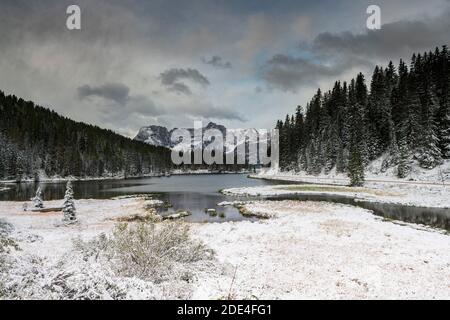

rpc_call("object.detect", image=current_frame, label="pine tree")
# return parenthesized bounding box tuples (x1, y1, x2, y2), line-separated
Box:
(62, 181, 77, 223)
(32, 187, 44, 209)
(397, 138, 410, 178)
(437, 46, 450, 158)
(0, 90, 172, 180)
(274, 48, 449, 177)
(417, 78, 442, 168)
(348, 147, 365, 186)
(441, 106, 450, 158)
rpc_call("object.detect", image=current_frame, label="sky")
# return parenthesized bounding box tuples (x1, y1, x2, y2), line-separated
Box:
(0, 0, 449, 137)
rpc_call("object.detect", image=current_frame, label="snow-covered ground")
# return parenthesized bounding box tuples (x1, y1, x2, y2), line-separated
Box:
(0, 172, 167, 184)
(256, 158, 450, 185)
(0, 198, 150, 258)
(1, 197, 449, 299)
(0, 197, 220, 299)
(223, 183, 450, 208)
(192, 200, 450, 299)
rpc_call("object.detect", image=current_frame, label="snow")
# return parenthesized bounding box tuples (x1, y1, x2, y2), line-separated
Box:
(191, 200, 450, 299)
(256, 158, 450, 185)
(1, 196, 449, 299)
(0, 174, 156, 184)
(134, 122, 264, 163)
(0, 197, 219, 299)
(224, 182, 450, 208)
(250, 159, 450, 208)
(0, 198, 147, 258)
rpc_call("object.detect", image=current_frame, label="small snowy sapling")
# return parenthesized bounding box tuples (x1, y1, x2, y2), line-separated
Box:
(62, 181, 77, 224)
(32, 187, 44, 209)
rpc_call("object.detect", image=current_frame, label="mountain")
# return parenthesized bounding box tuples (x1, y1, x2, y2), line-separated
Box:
(134, 125, 172, 148)
(0, 91, 172, 181)
(134, 122, 267, 167)
(134, 122, 229, 150)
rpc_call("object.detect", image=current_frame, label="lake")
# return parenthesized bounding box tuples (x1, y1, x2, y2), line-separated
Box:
(0, 174, 276, 222)
(1, 174, 449, 229)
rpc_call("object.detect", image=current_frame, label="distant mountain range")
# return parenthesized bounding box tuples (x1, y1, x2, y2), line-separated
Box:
(134, 122, 264, 162)
(134, 122, 227, 149)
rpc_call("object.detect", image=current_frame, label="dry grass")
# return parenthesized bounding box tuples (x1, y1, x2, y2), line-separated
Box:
(0, 219, 20, 298)
(74, 221, 214, 284)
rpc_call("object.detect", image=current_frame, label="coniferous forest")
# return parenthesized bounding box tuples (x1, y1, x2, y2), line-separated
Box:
(0, 91, 172, 181)
(276, 46, 450, 185)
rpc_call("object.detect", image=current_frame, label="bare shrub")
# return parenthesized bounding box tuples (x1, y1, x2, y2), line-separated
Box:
(106, 222, 214, 283)
(0, 220, 20, 298)
(1, 221, 215, 299)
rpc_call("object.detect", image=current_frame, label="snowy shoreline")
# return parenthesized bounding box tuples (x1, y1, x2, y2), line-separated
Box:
(192, 200, 450, 299)
(1, 196, 449, 299)
(243, 172, 450, 209)
(0, 171, 252, 184)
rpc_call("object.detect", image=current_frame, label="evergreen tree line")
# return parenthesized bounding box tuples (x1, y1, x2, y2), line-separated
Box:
(0, 91, 172, 181)
(276, 46, 450, 183)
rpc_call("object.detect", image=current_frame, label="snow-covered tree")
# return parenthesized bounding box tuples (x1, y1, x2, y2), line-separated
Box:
(32, 187, 44, 209)
(62, 181, 77, 224)
(397, 138, 410, 178)
(418, 90, 442, 168)
(348, 147, 365, 186)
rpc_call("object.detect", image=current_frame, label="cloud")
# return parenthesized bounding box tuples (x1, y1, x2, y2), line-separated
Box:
(77, 83, 163, 128)
(159, 68, 210, 95)
(1, 0, 448, 135)
(202, 55, 232, 69)
(75, 82, 244, 133)
(182, 102, 246, 122)
(77, 83, 130, 105)
(261, 8, 450, 93)
(312, 11, 450, 61)
(261, 54, 356, 92)
(167, 82, 192, 95)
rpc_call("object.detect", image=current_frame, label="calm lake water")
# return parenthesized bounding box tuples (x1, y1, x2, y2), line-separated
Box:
(1, 174, 449, 228)
(0, 174, 276, 222)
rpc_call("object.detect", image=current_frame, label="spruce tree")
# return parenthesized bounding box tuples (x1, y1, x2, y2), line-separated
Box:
(348, 147, 365, 186)
(274, 47, 448, 176)
(438, 46, 450, 158)
(62, 181, 77, 224)
(418, 80, 442, 168)
(441, 106, 450, 158)
(397, 138, 410, 178)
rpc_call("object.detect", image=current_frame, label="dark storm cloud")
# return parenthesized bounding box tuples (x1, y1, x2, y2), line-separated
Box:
(168, 83, 192, 95)
(159, 68, 210, 95)
(261, 8, 450, 92)
(77, 83, 163, 122)
(261, 54, 362, 92)
(76, 82, 243, 123)
(0, 0, 448, 133)
(160, 68, 210, 86)
(202, 55, 232, 69)
(312, 10, 450, 60)
(77, 83, 130, 105)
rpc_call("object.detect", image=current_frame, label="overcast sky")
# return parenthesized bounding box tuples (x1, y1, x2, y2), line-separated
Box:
(0, 0, 449, 137)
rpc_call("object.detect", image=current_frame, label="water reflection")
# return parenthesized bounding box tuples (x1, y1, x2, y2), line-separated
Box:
(0, 174, 272, 223)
